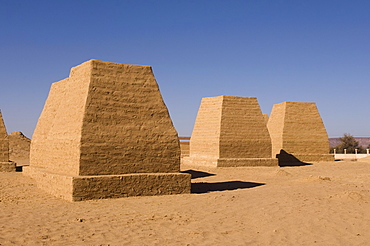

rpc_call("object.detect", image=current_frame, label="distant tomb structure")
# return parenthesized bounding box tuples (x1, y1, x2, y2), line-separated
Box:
(9, 131, 31, 166)
(267, 101, 334, 164)
(179, 137, 190, 158)
(24, 59, 191, 201)
(0, 110, 16, 172)
(183, 96, 278, 167)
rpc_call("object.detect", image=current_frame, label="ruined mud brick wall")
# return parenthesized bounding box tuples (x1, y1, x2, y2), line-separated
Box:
(185, 96, 277, 167)
(0, 110, 16, 172)
(267, 101, 333, 163)
(26, 59, 190, 200)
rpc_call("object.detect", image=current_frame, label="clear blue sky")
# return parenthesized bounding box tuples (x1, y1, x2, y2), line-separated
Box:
(1, 0, 369, 139)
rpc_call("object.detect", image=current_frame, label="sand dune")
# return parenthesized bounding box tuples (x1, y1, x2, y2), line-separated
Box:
(1, 160, 369, 245)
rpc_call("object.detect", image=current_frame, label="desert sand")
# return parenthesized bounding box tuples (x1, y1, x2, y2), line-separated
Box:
(1, 160, 369, 245)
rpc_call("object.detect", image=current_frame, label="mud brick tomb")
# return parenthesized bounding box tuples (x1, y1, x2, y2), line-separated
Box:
(23, 59, 191, 201)
(267, 101, 334, 164)
(0, 110, 16, 172)
(9, 131, 31, 165)
(183, 96, 278, 167)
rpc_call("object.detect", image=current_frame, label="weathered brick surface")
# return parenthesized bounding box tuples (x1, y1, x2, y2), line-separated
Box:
(23, 166, 190, 201)
(0, 110, 9, 162)
(8, 131, 31, 165)
(0, 162, 16, 172)
(72, 173, 190, 201)
(180, 142, 190, 157)
(23, 166, 74, 200)
(29, 78, 78, 174)
(267, 101, 334, 163)
(25, 59, 190, 200)
(0, 110, 16, 172)
(184, 96, 277, 167)
(190, 96, 222, 159)
(79, 61, 180, 175)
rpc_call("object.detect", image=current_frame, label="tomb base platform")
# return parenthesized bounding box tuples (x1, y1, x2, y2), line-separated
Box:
(23, 166, 191, 201)
(182, 157, 278, 168)
(0, 161, 16, 172)
(277, 153, 335, 164)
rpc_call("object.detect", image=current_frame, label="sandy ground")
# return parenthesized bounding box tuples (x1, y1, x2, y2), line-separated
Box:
(1, 160, 369, 245)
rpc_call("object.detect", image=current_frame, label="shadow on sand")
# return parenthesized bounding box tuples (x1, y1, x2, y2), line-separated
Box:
(277, 150, 312, 167)
(192, 181, 265, 194)
(181, 169, 216, 179)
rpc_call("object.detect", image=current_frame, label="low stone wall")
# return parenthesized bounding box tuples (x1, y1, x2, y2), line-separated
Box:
(334, 154, 370, 160)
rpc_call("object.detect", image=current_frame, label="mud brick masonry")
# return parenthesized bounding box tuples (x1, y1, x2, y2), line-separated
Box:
(182, 96, 278, 167)
(267, 101, 334, 164)
(8, 131, 31, 165)
(179, 137, 190, 158)
(23, 59, 190, 201)
(0, 110, 16, 172)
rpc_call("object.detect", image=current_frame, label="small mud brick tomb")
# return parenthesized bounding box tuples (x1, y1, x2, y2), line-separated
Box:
(183, 96, 278, 167)
(0, 110, 16, 172)
(267, 101, 334, 164)
(9, 131, 31, 166)
(24, 59, 191, 201)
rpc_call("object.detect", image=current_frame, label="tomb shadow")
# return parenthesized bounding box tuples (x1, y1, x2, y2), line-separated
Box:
(15, 166, 23, 172)
(191, 181, 265, 194)
(181, 169, 216, 179)
(277, 150, 312, 167)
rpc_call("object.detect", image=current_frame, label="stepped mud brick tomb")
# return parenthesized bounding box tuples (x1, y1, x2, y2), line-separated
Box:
(267, 101, 334, 164)
(0, 110, 16, 172)
(23, 59, 191, 201)
(183, 96, 278, 167)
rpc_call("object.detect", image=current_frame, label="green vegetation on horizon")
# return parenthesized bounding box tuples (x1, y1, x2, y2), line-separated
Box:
(331, 133, 369, 154)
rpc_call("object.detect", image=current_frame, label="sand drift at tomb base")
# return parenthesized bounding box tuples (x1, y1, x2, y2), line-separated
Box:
(267, 101, 334, 165)
(24, 59, 190, 201)
(183, 96, 278, 167)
